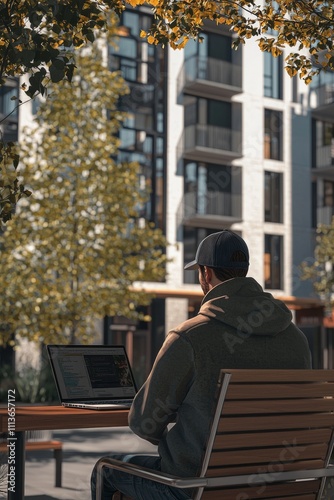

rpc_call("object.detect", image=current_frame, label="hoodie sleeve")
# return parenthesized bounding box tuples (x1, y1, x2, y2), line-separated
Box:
(128, 332, 195, 445)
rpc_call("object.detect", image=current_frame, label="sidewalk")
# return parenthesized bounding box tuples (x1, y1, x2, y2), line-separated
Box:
(24, 427, 157, 500)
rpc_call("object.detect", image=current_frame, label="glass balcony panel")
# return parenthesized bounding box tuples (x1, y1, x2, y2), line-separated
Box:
(316, 144, 334, 169)
(317, 206, 334, 225)
(179, 191, 242, 229)
(311, 81, 334, 121)
(178, 56, 242, 98)
(184, 124, 242, 156)
(185, 56, 242, 89)
(317, 84, 334, 107)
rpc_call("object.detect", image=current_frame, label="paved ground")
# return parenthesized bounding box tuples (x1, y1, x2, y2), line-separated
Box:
(23, 427, 157, 500)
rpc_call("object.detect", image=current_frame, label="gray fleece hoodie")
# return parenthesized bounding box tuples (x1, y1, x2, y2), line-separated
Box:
(128, 277, 312, 477)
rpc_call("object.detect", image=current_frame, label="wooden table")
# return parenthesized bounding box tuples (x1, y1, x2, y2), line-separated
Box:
(0, 405, 129, 500)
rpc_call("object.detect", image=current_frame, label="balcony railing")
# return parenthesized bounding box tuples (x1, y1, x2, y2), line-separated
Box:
(178, 56, 242, 95)
(185, 191, 241, 217)
(182, 124, 242, 157)
(317, 206, 334, 225)
(178, 191, 242, 229)
(312, 83, 334, 120)
(316, 84, 334, 107)
(186, 56, 242, 88)
(315, 145, 334, 170)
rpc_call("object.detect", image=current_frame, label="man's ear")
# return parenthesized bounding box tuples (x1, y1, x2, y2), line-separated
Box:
(204, 266, 214, 283)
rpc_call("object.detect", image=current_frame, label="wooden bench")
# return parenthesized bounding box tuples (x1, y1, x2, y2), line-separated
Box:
(0, 439, 62, 487)
(95, 369, 334, 500)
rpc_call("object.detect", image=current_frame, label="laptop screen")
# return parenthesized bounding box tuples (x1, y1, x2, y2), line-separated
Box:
(47, 345, 137, 402)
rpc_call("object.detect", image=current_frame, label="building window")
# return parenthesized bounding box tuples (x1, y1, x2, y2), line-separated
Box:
(184, 30, 241, 88)
(183, 95, 242, 154)
(314, 180, 334, 227)
(183, 227, 217, 284)
(0, 83, 18, 118)
(109, 10, 166, 230)
(184, 161, 242, 219)
(264, 109, 283, 161)
(264, 52, 283, 99)
(312, 180, 317, 228)
(264, 171, 283, 222)
(324, 180, 334, 207)
(313, 119, 334, 170)
(0, 80, 19, 142)
(185, 31, 232, 62)
(316, 120, 334, 148)
(292, 76, 298, 103)
(111, 11, 153, 83)
(184, 97, 232, 129)
(264, 234, 283, 289)
(309, 69, 334, 91)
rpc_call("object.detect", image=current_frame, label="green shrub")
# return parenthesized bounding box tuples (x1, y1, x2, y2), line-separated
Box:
(0, 363, 58, 404)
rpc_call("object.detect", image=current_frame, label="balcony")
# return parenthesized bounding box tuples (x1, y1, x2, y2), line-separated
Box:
(312, 144, 334, 178)
(312, 84, 334, 121)
(179, 124, 242, 163)
(178, 56, 242, 99)
(178, 191, 242, 229)
(317, 206, 334, 225)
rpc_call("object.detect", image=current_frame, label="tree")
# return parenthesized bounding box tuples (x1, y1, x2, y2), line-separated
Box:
(1, 1, 333, 223)
(140, 0, 334, 82)
(0, 44, 167, 346)
(0, 1, 121, 224)
(0, 1, 332, 95)
(300, 219, 334, 315)
(0, 140, 31, 223)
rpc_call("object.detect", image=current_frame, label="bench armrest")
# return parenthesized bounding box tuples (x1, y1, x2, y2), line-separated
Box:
(95, 456, 207, 500)
(95, 458, 334, 500)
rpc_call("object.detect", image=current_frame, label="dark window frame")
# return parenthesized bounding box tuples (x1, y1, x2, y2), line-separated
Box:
(264, 109, 283, 161)
(264, 51, 283, 99)
(109, 9, 167, 232)
(264, 171, 283, 223)
(264, 234, 283, 290)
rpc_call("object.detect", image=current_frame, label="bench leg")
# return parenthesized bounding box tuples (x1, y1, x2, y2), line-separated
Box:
(53, 448, 62, 487)
(8, 431, 26, 500)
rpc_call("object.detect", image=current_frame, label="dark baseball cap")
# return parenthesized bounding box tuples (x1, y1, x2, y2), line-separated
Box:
(184, 230, 249, 270)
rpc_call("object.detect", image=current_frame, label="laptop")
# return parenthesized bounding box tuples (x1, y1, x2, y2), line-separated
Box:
(47, 344, 137, 410)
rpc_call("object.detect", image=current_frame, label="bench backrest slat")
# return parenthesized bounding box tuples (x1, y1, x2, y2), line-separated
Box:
(213, 428, 332, 449)
(221, 369, 334, 382)
(226, 382, 334, 399)
(222, 398, 334, 413)
(208, 443, 328, 467)
(205, 458, 325, 478)
(218, 412, 334, 432)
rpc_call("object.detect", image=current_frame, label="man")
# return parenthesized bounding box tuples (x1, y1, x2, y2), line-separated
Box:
(91, 230, 312, 500)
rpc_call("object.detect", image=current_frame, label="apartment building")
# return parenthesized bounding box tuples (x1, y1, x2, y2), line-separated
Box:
(309, 70, 334, 370)
(1, 7, 332, 382)
(106, 7, 331, 381)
